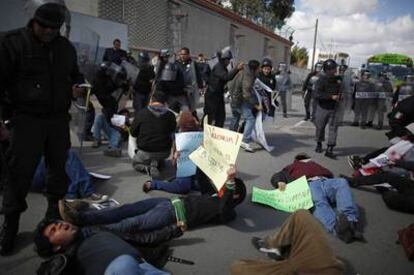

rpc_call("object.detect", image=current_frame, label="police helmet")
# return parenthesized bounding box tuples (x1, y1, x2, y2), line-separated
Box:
(261, 58, 273, 68)
(159, 49, 172, 58)
(361, 70, 371, 78)
(315, 62, 323, 72)
(217, 46, 233, 60)
(323, 59, 337, 72)
(278, 62, 287, 71)
(138, 51, 150, 63)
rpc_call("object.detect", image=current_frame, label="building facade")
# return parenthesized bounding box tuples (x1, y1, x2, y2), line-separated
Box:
(66, 0, 292, 63)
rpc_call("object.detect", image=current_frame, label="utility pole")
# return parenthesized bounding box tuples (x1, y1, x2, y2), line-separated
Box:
(310, 18, 318, 72)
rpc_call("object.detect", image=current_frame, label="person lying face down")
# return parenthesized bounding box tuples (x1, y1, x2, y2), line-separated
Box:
(270, 153, 364, 244)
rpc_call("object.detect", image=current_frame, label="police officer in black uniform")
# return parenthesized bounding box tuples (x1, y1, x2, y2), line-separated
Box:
(0, 3, 85, 254)
(133, 51, 155, 113)
(154, 49, 186, 113)
(302, 63, 323, 121)
(204, 47, 243, 127)
(314, 59, 342, 158)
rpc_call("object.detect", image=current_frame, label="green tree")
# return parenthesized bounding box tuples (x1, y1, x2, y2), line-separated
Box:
(228, 0, 295, 30)
(290, 45, 308, 67)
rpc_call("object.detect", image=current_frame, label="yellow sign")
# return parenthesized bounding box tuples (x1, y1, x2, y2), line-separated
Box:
(189, 118, 243, 190)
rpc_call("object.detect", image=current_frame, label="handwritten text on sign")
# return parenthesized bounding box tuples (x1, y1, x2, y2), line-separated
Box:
(252, 176, 314, 213)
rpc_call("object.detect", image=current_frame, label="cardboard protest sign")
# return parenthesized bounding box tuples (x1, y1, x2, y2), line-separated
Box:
(252, 176, 313, 213)
(189, 146, 228, 189)
(175, 132, 203, 177)
(189, 118, 242, 190)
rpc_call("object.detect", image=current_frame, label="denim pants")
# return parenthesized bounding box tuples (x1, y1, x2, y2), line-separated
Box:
(93, 114, 121, 148)
(31, 149, 95, 199)
(104, 255, 170, 275)
(230, 106, 242, 132)
(309, 178, 359, 233)
(79, 197, 176, 233)
(151, 176, 199, 194)
(241, 103, 255, 143)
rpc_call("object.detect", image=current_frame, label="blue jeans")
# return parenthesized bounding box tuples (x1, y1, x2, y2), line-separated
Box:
(79, 198, 176, 233)
(230, 106, 242, 132)
(32, 149, 95, 199)
(241, 103, 255, 143)
(151, 176, 199, 194)
(309, 178, 359, 233)
(104, 255, 170, 275)
(93, 114, 121, 148)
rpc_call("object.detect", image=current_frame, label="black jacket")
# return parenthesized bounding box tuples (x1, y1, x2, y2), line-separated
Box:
(258, 72, 277, 91)
(133, 63, 155, 95)
(302, 71, 317, 92)
(0, 24, 84, 118)
(102, 48, 127, 65)
(207, 62, 240, 96)
(176, 59, 203, 89)
(314, 74, 342, 110)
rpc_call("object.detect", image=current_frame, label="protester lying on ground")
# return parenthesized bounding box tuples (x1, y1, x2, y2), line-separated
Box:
(270, 153, 364, 243)
(130, 91, 177, 178)
(31, 149, 108, 204)
(58, 167, 245, 235)
(341, 158, 414, 214)
(231, 210, 344, 275)
(143, 111, 201, 194)
(92, 108, 130, 157)
(347, 139, 414, 174)
(34, 219, 174, 275)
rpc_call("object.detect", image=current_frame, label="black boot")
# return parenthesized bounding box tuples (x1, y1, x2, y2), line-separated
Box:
(45, 198, 62, 220)
(325, 146, 336, 159)
(315, 142, 323, 153)
(366, 121, 373, 128)
(0, 213, 20, 255)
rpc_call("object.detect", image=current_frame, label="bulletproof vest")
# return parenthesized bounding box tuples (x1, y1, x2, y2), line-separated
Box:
(160, 63, 178, 82)
(398, 84, 414, 102)
(100, 62, 127, 88)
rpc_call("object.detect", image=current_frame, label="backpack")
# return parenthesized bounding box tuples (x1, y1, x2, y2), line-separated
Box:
(397, 223, 414, 260)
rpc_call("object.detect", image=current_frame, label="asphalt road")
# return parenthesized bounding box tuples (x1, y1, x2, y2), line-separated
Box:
(1, 94, 413, 275)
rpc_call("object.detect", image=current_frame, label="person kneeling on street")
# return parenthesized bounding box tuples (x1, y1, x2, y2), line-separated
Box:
(231, 210, 345, 275)
(130, 91, 177, 178)
(270, 153, 364, 243)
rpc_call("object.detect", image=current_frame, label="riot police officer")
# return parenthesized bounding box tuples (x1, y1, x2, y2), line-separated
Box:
(371, 72, 393, 129)
(0, 3, 85, 254)
(314, 59, 342, 158)
(275, 62, 291, 118)
(204, 47, 243, 127)
(352, 70, 376, 129)
(154, 49, 186, 113)
(133, 51, 155, 113)
(302, 62, 322, 120)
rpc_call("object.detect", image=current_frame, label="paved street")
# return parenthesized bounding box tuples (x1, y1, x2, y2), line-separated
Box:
(1, 94, 413, 275)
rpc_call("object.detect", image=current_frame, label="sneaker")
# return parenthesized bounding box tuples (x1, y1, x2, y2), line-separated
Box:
(366, 121, 373, 128)
(150, 166, 161, 179)
(103, 148, 122, 157)
(351, 122, 359, 127)
(324, 146, 336, 159)
(251, 237, 268, 251)
(82, 193, 109, 204)
(92, 139, 101, 148)
(335, 213, 354, 244)
(283, 113, 288, 118)
(58, 200, 86, 224)
(350, 221, 366, 243)
(84, 134, 95, 142)
(360, 123, 367, 129)
(241, 142, 254, 153)
(347, 155, 362, 170)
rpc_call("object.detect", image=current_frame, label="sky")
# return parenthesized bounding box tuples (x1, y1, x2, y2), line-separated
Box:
(286, 0, 414, 67)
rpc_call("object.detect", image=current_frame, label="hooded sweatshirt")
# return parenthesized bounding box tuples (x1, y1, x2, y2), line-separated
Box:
(130, 105, 177, 152)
